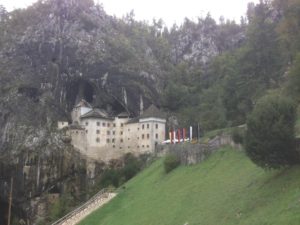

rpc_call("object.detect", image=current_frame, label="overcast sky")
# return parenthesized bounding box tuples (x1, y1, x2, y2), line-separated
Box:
(1, 0, 259, 26)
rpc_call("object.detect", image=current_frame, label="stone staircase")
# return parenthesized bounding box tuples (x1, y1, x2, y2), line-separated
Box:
(51, 188, 117, 225)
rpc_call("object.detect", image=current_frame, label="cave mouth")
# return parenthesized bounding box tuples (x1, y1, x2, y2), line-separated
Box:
(66, 79, 95, 110)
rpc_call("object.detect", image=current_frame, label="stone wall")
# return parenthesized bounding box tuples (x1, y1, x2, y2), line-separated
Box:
(156, 135, 242, 165)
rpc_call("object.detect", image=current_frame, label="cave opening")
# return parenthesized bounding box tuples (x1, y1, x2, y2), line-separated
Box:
(66, 79, 95, 110)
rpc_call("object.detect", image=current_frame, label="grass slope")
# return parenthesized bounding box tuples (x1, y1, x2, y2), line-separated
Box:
(79, 147, 300, 225)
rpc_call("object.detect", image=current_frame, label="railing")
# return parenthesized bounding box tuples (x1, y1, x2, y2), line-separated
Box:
(51, 187, 115, 225)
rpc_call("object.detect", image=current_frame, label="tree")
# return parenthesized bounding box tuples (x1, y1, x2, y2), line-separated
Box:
(245, 94, 299, 169)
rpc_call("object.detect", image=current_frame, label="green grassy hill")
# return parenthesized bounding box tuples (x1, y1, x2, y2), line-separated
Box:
(79, 147, 300, 225)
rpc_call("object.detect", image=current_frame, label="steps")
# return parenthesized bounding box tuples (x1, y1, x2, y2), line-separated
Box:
(51, 189, 117, 225)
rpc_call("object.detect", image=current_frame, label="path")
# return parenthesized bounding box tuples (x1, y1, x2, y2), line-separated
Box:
(51, 188, 117, 225)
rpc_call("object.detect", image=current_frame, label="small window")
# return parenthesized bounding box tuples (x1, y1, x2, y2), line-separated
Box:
(108, 123, 110, 127)
(85, 122, 88, 126)
(120, 139, 123, 143)
(120, 131, 123, 135)
(96, 130, 100, 134)
(120, 147, 122, 149)
(96, 138, 100, 143)
(147, 124, 149, 129)
(137, 146, 140, 148)
(112, 131, 116, 135)
(76, 131, 78, 134)
(128, 129, 130, 132)
(155, 133, 158, 139)
(138, 127, 139, 130)
(142, 124, 144, 129)
(86, 130, 88, 133)
(106, 139, 110, 143)
(156, 124, 158, 129)
(113, 145, 115, 148)
(128, 146, 130, 149)
(97, 122, 100, 126)
(147, 134, 150, 139)
(142, 145, 145, 148)
(121, 123, 124, 127)
(142, 134, 145, 139)
(112, 138, 115, 143)
(128, 138, 130, 140)
(107, 131, 110, 135)
(147, 145, 149, 148)
(62, 122, 64, 125)
(102, 122, 106, 127)
(113, 123, 116, 127)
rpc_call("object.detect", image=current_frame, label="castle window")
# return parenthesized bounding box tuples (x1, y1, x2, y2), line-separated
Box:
(97, 122, 100, 126)
(96, 138, 100, 143)
(142, 134, 145, 139)
(113, 123, 116, 127)
(147, 145, 149, 148)
(106, 139, 110, 143)
(107, 131, 110, 135)
(120, 139, 123, 143)
(102, 122, 106, 127)
(113, 145, 115, 148)
(142, 145, 144, 148)
(128, 129, 130, 132)
(147, 124, 149, 129)
(85, 122, 88, 126)
(120, 131, 123, 135)
(147, 134, 150, 139)
(112, 131, 115, 135)
(108, 123, 110, 127)
(138, 128, 139, 130)
(155, 133, 158, 139)
(156, 124, 158, 129)
(142, 124, 144, 129)
(128, 138, 130, 140)
(112, 138, 115, 143)
(96, 130, 100, 134)
(86, 130, 88, 133)
(121, 123, 124, 127)
(76, 131, 78, 134)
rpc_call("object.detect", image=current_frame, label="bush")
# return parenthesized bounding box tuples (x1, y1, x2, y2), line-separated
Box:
(245, 94, 299, 169)
(164, 154, 180, 173)
(231, 128, 244, 144)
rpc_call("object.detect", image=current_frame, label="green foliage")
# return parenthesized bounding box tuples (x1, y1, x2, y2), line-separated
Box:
(245, 94, 299, 169)
(79, 148, 300, 225)
(231, 127, 244, 144)
(100, 153, 145, 188)
(286, 53, 300, 101)
(163, 154, 180, 173)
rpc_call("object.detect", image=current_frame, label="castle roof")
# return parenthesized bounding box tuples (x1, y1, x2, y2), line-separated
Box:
(140, 104, 165, 119)
(80, 108, 113, 120)
(75, 99, 92, 108)
(117, 111, 130, 118)
(126, 105, 165, 124)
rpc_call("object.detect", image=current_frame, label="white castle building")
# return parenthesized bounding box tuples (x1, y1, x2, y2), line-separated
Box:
(60, 100, 166, 162)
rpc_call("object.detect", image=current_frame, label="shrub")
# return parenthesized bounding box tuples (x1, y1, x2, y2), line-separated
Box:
(245, 94, 299, 169)
(164, 154, 180, 173)
(231, 128, 244, 144)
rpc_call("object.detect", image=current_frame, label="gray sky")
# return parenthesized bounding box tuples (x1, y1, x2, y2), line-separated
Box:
(1, 0, 259, 26)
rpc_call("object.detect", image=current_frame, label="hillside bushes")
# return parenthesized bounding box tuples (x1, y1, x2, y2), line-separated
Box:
(245, 94, 299, 169)
(164, 154, 180, 173)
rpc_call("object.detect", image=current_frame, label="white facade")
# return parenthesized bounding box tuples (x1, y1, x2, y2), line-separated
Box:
(67, 103, 166, 162)
(57, 121, 69, 130)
